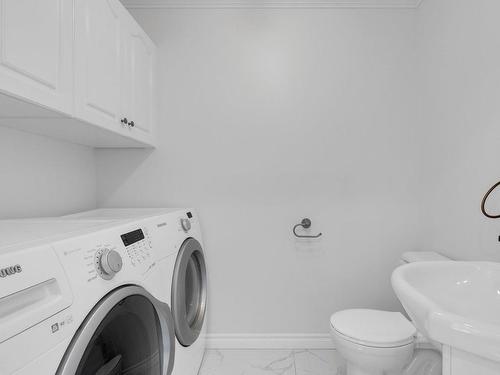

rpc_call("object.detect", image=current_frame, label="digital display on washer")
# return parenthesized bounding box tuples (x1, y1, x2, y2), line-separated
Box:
(121, 229, 144, 247)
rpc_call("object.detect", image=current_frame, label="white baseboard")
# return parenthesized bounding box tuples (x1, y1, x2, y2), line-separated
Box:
(205, 334, 335, 350)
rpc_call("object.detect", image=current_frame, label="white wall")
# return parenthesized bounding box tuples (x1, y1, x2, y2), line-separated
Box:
(417, 0, 500, 262)
(97, 9, 421, 335)
(0, 127, 96, 219)
(1, 0, 495, 340)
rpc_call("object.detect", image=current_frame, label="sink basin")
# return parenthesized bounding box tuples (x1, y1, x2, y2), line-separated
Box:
(392, 261, 500, 363)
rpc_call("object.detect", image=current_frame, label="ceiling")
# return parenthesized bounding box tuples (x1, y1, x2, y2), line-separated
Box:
(120, 0, 424, 9)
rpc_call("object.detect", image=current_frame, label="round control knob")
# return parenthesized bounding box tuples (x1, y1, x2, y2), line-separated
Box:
(97, 249, 123, 279)
(181, 218, 191, 232)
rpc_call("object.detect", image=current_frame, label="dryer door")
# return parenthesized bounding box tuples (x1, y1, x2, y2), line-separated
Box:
(172, 237, 207, 347)
(57, 286, 175, 375)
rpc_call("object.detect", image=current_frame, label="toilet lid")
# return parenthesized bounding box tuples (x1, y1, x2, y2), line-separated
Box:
(330, 309, 416, 347)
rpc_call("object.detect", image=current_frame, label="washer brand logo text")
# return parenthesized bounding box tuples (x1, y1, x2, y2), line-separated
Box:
(0, 265, 22, 278)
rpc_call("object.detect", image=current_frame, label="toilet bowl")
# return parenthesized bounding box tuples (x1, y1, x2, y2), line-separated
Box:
(330, 309, 416, 375)
(329, 251, 450, 375)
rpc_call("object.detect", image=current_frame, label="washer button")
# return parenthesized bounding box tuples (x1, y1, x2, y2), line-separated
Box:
(97, 249, 123, 279)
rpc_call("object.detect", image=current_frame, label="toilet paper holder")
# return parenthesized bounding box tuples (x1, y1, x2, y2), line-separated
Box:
(293, 218, 322, 238)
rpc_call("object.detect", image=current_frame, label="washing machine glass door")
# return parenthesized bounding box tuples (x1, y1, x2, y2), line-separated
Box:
(57, 286, 175, 375)
(172, 237, 207, 347)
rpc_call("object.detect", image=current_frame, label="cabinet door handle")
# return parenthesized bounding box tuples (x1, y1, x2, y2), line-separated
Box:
(120, 118, 128, 125)
(128, 120, 135, 128)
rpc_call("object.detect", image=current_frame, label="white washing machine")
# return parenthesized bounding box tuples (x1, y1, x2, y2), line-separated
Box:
(61, 208, 209, 375)
(0, 219, 176, 375)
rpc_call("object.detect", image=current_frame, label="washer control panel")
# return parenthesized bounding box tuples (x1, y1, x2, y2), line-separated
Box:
(121, 227, 153, 266)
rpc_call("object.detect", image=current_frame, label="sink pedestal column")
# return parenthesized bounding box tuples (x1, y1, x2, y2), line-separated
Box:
(442, 346, 500, 375)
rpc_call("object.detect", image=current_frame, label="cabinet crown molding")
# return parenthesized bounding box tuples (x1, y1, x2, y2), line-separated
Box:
(121, 0, 424, 9)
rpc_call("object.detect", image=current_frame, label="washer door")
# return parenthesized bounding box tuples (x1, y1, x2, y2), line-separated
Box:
(57, 285, 175, 375)
(172, 237, 207, 347)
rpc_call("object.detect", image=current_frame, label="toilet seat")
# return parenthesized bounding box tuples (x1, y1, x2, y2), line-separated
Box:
(330, 309, 416, 348)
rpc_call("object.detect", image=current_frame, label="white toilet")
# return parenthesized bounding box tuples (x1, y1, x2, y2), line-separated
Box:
(330, 251, 449, 375)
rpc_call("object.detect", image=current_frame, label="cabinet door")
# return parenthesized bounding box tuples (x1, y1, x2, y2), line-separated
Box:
(0, 0, 73, 116)
(74, 0, 123, 130)
(126, 21, 155, 138)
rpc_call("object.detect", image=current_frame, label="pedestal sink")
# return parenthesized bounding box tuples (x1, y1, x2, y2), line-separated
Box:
(392, 261, 500, 375)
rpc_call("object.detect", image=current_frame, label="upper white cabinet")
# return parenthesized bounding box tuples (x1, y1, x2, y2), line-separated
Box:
(0, 0, 157, 148)
(0, 0, 73, 115)
(74, 0, 156, 146)
(116, 10, 156, 145)
(124, 17, 156, 139)
(74, 0, 123, 131)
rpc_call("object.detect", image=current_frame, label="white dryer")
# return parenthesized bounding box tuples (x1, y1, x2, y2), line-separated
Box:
(62, 208, 208, 375)
(0, 219, 176, 375)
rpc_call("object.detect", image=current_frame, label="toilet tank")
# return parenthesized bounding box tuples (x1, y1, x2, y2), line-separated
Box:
(399, 251, 450, 265)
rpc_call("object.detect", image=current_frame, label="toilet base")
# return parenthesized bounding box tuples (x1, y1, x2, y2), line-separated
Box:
(344, 348, 442, 375)
(331, 329, 414, 375)
(346, 362, 384, 375)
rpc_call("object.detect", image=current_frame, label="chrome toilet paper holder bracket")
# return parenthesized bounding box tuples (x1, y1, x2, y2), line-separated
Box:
(293, 218, 322, 238)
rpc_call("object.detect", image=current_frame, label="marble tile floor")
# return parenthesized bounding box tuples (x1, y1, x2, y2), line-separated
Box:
(198, 349, 347, 375)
